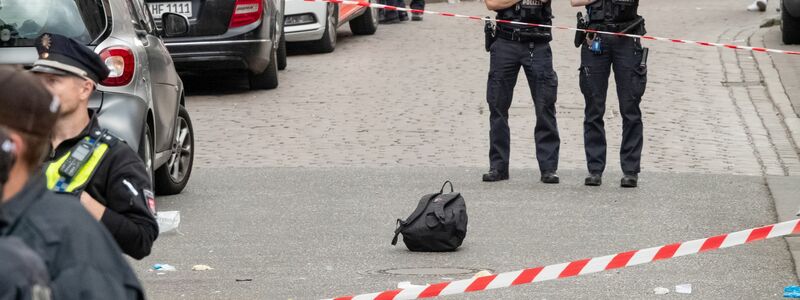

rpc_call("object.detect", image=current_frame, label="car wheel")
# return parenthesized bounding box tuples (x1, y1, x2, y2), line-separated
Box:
(350, 0, 379, 35)
(783, 1, 800, 44)
(155, 106, 194, 195)
(138, 122, 155, 185)
(310, 3, 337, 53)
(249, 49, 279, 89)
(277, 29, 287, 70)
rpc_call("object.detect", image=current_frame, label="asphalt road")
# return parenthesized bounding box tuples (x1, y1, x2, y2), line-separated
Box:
(129, 0, 800, 299)
(131, 168, 794, 299)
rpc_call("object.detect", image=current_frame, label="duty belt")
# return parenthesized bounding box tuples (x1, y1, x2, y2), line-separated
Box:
(588, 16, 644, 34)
(495, 26, 551, 43)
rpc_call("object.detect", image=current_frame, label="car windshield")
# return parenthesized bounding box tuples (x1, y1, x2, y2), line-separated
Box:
(0, 0, 106, 47)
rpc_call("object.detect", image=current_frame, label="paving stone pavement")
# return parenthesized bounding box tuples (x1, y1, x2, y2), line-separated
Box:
(182, 0, 799, 177)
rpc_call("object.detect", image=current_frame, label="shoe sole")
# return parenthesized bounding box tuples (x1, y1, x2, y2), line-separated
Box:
(620, 182, 638, 188)
(482, 177, 509, 182)
(585, 181, 602, 186)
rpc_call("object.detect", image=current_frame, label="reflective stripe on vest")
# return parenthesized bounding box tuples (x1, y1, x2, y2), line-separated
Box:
(46, 137, 110, 194)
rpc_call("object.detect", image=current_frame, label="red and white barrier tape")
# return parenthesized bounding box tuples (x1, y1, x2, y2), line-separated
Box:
(301, 0, 800, 56)
(325, 219, 800, 299)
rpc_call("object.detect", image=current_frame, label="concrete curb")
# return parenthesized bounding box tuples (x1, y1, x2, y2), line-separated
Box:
(753, 26, 800, 280)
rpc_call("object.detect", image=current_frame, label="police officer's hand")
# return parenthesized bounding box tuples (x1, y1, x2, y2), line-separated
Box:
(79, 192, 106, 221)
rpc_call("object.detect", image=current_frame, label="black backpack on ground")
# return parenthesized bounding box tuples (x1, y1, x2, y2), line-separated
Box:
(391, 181, 468, 252)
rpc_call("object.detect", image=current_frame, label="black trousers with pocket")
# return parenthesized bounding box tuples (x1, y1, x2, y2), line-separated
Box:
(579, 36, 648, 175)
(486, 37, 560, 173)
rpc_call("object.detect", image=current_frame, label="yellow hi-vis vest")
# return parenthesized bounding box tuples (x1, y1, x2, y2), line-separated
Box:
(46, 134, 113, 194)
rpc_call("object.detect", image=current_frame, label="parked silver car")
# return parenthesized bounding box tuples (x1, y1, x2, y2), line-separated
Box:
(0, 0, 195, 195)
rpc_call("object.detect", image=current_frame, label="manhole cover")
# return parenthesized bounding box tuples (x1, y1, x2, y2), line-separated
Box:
(379, 267, 485, 276)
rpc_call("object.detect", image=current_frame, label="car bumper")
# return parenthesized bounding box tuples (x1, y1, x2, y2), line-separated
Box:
(166, 39, 273, 73)
(163, 22, 274, 73)
(285, 1, 327, 42)
(89, 91, 148, 152)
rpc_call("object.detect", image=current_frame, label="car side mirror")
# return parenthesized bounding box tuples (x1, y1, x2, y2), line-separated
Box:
(161, 13, 189, 37)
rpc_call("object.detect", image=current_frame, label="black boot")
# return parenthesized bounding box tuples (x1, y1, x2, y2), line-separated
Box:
(585, 173, 602, 186)
(482, 169, 509, 182)
(540, 171, 559, 184)
(620, 174, 638, 188)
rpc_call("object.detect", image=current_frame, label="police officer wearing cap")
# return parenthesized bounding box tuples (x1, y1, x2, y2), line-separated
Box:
(572, 0, 648, 187)
(30, 33, 158, 259)
(0, 65, 144, 299)
(482, 0, 560, 184)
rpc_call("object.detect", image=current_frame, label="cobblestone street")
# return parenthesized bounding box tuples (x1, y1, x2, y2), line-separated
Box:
(184, 0, 799, 177)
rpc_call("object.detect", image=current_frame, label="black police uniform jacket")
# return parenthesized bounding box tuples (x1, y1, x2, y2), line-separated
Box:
(1, 171, 144, 300)
(0, 236, 50, 300)
(49, 123, 158, 259)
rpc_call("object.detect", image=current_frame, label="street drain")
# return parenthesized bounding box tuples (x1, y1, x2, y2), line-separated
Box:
(379, 267, 485, 276)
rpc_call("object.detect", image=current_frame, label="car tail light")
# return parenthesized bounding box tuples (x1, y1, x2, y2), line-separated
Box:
(99, 47, 135, 87)
(230, 0, 263, 28)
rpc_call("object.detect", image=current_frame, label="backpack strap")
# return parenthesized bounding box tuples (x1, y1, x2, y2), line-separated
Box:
(432, 193, 462, 223)
(392, 193, 438, 245)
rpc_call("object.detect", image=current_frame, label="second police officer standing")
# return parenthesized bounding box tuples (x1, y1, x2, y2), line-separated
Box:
(30, 33, 159, 259)
(572, 0, 648, 187)
(482, 0, 561, 184)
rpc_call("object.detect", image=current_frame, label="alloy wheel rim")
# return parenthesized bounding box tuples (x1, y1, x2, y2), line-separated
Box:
(167, 117, 191, 183)
(328, 4, 336, 45)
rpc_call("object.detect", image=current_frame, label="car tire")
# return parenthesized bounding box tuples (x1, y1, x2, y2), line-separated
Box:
(249, 49, 279, 89)
(350, 1, 378, 35)
(155, 106, 194, 196)
(310, 3, 337, 53)
(783, 1, 800, 44)
(277, 29, 287, 70)
(138, 122, 155, 185)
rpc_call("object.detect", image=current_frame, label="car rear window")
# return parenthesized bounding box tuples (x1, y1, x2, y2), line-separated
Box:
(0, 0, 106, 47)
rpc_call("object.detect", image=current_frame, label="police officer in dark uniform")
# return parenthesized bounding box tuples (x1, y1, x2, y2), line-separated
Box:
(572, 0, 648, 187)
(29, 33, 158, 259)
(0, 127, 51, 300)
(482, 0, 561, 184)
(0, 66, 144, 299)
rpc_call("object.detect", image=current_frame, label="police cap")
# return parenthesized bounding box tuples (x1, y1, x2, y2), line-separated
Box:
(30, 33, 109, 83)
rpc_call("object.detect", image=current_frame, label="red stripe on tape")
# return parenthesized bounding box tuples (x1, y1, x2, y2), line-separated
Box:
(419, 283, 449, 298)
(793, 221, 800, 233)
(496, 19, 511, 24)
(333, 297, 353, 300)
(384, 5, 397, 10)
(700, 234, 727, 252)
(375, 290, 401, 300)
(752, 47, 767, 52)
(469, 16, 482, 20)
(697, 42, 712, 46)
(653, 243, 681, 261)
(559, 259, 590, 278)
(747, 225, 774, 242)
(440, 12, 455, 17)
(357, 1, 370, 6)
(410, 9, 424, 13)
(465, 275, 498, 292)
(511, 267, 543, 285)
(606, 251, 636, 269)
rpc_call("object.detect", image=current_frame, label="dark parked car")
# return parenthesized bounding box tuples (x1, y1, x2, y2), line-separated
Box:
(784, 0, 800, 44)
(144, 0, 286, 89)
(0, 0, 195, 195)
